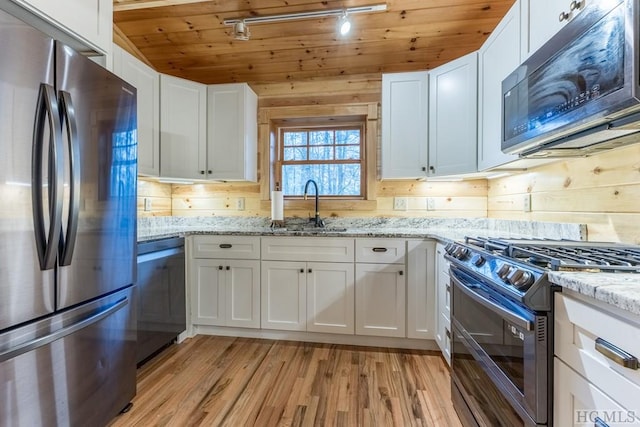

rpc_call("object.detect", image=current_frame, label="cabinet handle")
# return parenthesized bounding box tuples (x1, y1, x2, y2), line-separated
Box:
(300, 269, 304, 273)
(218, 266, 223, 270)
(429, 166, 435, 172)
(445, 329, 451, 339)
(570, 0, 583, 11)
(219, 244, 232, 249)
(200, 170, 205, 175)
(594, 417, 610, 427)
(595, 337, 639, 370)
(226, 266, 230, 270)
(559, 10, 570, 22)
(372, 247, 388, 253)
(308, 268, 312, 273)
(446, 284, 450, 293)
(208, 170, 212, 174)
(399, 270, 404, 276)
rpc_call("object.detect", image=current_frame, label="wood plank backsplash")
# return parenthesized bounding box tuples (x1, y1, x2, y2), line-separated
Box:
(487, 144, 640, 244)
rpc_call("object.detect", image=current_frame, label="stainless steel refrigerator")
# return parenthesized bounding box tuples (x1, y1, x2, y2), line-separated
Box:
(0, 8, 137, 427)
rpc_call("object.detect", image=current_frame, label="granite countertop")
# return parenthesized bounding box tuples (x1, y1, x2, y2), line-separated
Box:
(549, 272, 640, 317)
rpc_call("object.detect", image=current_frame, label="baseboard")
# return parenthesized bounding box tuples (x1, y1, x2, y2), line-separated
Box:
(190, 325, 440, 351)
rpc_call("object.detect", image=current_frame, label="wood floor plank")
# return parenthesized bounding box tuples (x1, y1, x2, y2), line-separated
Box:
(108, 337, 461, 427)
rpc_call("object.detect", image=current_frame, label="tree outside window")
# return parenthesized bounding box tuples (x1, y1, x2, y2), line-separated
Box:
(276, 124, 365, 198)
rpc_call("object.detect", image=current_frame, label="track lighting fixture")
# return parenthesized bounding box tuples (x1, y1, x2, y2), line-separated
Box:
(232, 20, 250, 41)
(338, 11, 351, 36)
(223, 4, 386, 41)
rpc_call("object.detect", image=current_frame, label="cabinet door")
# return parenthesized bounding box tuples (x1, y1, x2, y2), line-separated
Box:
(381, 71, 429, 179)
(261, 261, 306, 331)
(306, 262, 355, 335)
(226, 260, 260, 328)
(207, 83, 258, 181)
(13, 0, 112, 53)
(191, 259, 225, 326)
(477, 1, 521, 171)
(355, 263, 406, 337)
(406, 240, 436, 339)
(525, 0, 587, 57)
(113, 45, 160, 176)
(554, 358, 637, 427)
(160, 74, 207, 180)
(428, 52, 478, 176)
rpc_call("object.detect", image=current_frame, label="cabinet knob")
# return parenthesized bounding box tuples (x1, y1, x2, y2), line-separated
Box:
(308, 268, 312, 273)
(226, 266, 230, 270)
(300, 269, 304, 273)
(399, 270, 404, 276)
(429, 166, 435, 172)
(218, 266, 223, 270)
(200, 170, 205, 175)
(569, 0, 583, 11)
(559, 11, 570, 22)
(208, 170, 212, 174)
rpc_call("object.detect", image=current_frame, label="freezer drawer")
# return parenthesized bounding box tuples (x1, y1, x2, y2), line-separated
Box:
(0, 286, 136, 427)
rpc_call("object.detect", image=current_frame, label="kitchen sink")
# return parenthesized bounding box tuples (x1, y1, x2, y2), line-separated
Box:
(271, 226, 348, 234)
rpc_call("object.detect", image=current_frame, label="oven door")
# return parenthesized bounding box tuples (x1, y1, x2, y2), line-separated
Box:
(450, 266, 548, 426)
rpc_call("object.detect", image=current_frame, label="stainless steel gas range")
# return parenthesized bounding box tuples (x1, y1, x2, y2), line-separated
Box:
(445, 237, 640, 427)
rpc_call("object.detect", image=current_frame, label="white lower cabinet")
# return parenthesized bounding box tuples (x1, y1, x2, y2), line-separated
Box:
(261, 261, 307, 331)
(191, 259, 260, 328)
(306, 262, 355, 334)
(355, 263, 406, 337)
(554, 292, 640, 426)
(406, 240, 436, 339)
(261, 260, 354, 334)
(435, 243, 451, 365)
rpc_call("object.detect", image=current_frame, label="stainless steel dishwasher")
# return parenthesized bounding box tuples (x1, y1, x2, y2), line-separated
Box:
(136, 236, 186, 365)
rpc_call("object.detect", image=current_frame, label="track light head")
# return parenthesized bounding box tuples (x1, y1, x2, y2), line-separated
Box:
(338, 11, 351, 36)
(233, 20, 250, 41)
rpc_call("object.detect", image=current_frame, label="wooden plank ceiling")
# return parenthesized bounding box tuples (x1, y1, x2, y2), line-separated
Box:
(113, 0, 514, 85)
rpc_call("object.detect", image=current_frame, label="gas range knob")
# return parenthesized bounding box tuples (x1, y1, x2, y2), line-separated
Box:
(507, 269, 535, 290)
(497, 264, 512, 281)
(444, 243, 456, 255)
(472, 255, 486, 267)
(453, 247, 470, 260)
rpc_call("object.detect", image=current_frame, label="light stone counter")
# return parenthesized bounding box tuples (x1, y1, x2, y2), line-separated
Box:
(549, 272, 640, 317)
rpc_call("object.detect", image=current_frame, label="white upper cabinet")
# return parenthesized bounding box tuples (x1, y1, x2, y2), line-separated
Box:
(9, 0, 112, 54)
(428, 52, 478, 177)
(159, 74, 207, 180)
(524, 0, 587, 58)
(112, 45, 160, 176)
(381, 71, 429, 179)
(477, 0, 522, 171)
(207, 83, 258, 182)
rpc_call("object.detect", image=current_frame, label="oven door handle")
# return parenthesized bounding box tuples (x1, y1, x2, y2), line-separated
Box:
(451, 268, 533, 331)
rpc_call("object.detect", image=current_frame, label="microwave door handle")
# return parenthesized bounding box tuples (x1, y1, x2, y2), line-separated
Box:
(31, 83, 64, 271)
(58, 91, 80, 266)
(451, 269, 533, 331)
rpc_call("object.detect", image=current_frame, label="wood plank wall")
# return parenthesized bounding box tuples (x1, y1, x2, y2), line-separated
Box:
(487, 144, 640, 244)
(138, 178, 172, 217)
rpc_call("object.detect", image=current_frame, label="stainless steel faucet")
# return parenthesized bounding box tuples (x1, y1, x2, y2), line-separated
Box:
(303, 179, 325, 228)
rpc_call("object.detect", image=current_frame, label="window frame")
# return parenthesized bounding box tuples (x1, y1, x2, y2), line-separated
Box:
(275, 122, 366, 199)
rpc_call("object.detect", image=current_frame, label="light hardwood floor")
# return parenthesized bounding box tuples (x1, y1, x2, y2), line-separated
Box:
(109, 336, 462, 427)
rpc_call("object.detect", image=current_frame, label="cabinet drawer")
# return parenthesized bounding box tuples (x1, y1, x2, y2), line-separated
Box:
(191, 235, 260, 259)
(261, 237, 354, 262)
(555, 293, 640, 414)
(355, 239, 406, 264)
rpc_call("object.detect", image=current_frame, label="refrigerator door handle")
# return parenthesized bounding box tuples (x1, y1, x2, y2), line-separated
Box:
(0, 297, 128, 363)
(58, 91, 80, 266)
(32, 83, 64, 271)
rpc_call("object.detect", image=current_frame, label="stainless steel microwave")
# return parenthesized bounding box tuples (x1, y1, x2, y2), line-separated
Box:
(502, 0, 640, 158)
